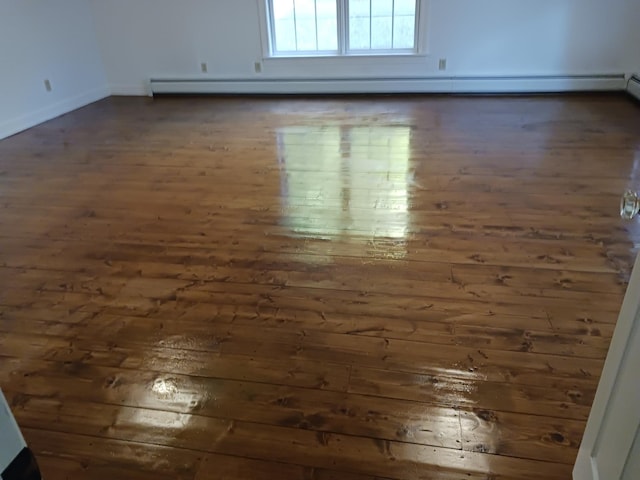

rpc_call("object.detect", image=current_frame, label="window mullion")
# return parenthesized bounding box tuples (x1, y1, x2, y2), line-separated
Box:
(267, 0, 277, 55)
(391, 0, 395, 48)
(369, 0, 372, 49)
(293, 0, 299, 51)
(414, 0, 421, 53)
(338, 0, 348, 55)
(314, 0, 319, 50)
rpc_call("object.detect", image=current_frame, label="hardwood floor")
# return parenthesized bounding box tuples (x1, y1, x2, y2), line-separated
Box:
(0, 94, 639, 479)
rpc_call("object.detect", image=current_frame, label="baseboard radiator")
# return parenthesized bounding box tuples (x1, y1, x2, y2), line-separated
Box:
(149, 74, 626, 95)
(628, 75, 640, 101)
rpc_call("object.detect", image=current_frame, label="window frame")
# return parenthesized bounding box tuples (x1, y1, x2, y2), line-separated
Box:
(260, 0, 427, 58)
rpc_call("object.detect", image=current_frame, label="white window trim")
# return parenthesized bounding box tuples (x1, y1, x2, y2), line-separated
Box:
(257, 0, 429, 59)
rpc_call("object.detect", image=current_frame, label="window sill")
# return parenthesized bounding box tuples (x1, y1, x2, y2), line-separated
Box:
(264, 52, 428, 61)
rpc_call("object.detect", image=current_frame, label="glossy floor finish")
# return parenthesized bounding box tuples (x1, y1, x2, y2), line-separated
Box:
(1, 94, 640, 480)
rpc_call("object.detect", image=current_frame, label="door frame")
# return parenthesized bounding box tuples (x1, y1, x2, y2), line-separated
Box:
(574, 253, 640, 479)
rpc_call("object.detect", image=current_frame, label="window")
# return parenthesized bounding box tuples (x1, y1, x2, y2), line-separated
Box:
(265, 0, 421, 57)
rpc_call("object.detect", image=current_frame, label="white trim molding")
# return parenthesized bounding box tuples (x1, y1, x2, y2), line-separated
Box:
(150, 74, 626, 95)
(573, 252, 640, 480)
(627, 74, 640, 101)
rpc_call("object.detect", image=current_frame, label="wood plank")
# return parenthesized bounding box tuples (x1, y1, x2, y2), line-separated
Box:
(0, 305, 613, 358)
(0, 257, 625, 304)
(0, 331, 351, 392)
(4, 375, 462, 450)
(0, 284, 620, 343)
(24, 428, 202, 480)
(0, 217, 623, 274)
(20, 391, 581, 466)
(15, 399, 572, 480)
(1, 314, 606, 389)
(0, 172, 631, 198)
(195, 454, 397, 480)
(460, 409, 583, 464)
(348, 366, 594, 420)
(0, 348, 594, 422)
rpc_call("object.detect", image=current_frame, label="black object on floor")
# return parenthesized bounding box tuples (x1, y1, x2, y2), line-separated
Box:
(2, 448, 42, 480)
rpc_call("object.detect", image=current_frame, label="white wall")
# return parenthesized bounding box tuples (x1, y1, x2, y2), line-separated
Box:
(91, 0, 640, 95)
(1, 0, 637, 122)
(0, 0, 109, 139)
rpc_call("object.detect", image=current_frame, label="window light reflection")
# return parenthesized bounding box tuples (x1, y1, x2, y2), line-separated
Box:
(276, 125, 412, 240)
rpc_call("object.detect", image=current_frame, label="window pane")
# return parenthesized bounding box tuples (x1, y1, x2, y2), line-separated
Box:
(394, 0, 416, 15)
(296, 17, 317, 50)
(273, 0, 295, 19)
(371, 0, 392, 16)
(317, 17, 338, 50)
(294, 0, 315, 16)
(294, 0, 316, 50)
(272, 0, 338, 53)
(371, 16, 392, 49)
(316, 0, 336, 16)
(393, 15, 415, 48)
(317, 0, 338, 50)
(349, 0, 370, 16)
(348, 0, 416, 52)
(348, 0, 370, 50)
(273, 0, 297, 51)
(275, 19, 297, 51)
(349, 17, 370, 49)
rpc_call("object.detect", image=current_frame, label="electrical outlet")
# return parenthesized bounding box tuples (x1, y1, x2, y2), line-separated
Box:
(438, 58, 447, 71)
(254, 61, 262, 73)
(200, 62, 208, 73)
(44, 79, 52, 92)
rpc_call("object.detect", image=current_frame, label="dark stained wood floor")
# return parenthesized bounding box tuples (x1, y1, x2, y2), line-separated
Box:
(1, 94, 639, 479)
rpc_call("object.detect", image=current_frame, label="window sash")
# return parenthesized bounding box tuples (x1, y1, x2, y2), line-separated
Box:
(266, 0, 420, 57)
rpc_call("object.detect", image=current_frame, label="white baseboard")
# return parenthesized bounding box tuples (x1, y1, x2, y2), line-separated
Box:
(150, 74, 626, 95)
(450, 75, 624, 93)
(628, 75, 640, 101)
(0, 85, 110, 140)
